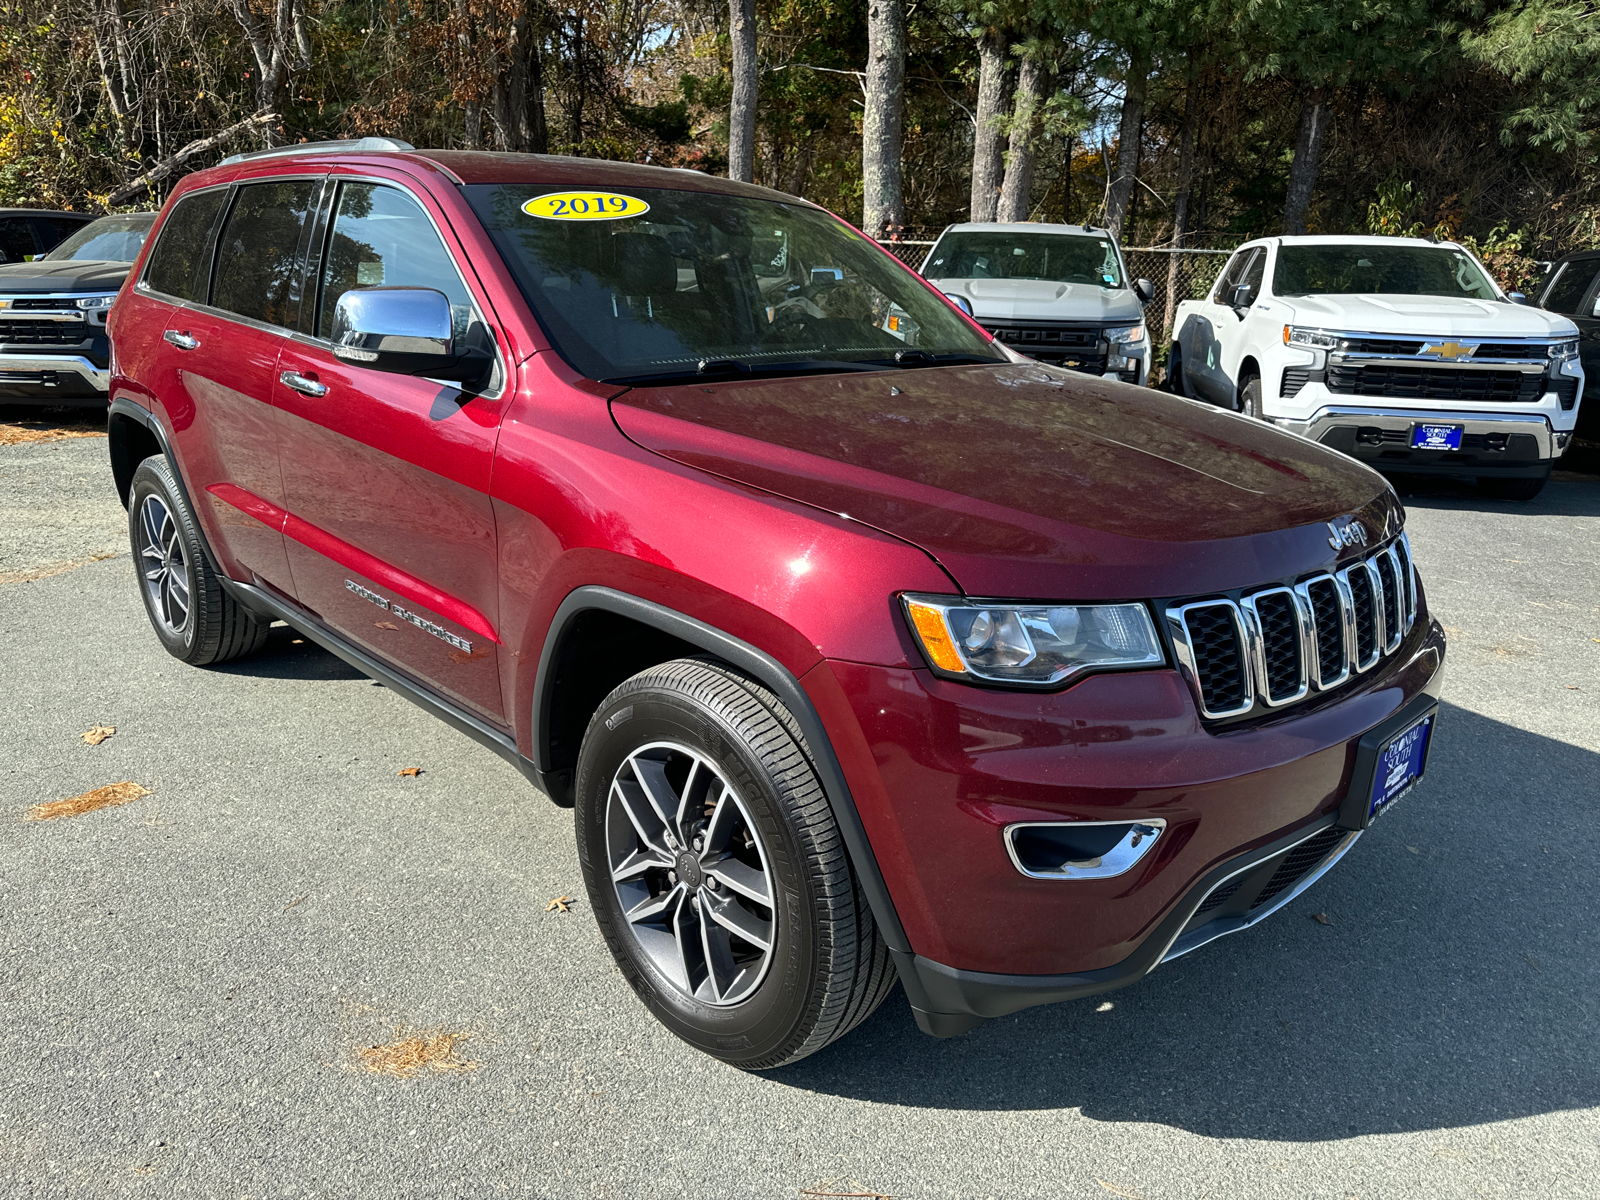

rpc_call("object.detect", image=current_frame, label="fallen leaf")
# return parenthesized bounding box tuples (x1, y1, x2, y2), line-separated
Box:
(354, 1026, 477, 1077)
(545, 895, 574, 913)
(28, 782, 150, 821)
(396, 767, 423, 778)
(375, 621, 400, 630)
(80, 724, 115, 746)
(1406, 846, 1419, 854)
(1095, 1180, 1144, 1200)
(1312, 912, 1335, 925)
(1565, 685, 1582, 691)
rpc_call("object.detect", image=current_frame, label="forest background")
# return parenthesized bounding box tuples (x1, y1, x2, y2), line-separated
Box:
(2, 0, 1597, 294)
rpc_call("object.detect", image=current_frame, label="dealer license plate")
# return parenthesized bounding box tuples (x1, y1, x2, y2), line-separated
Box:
(1412, 423, 1463, 451)
(1369, 713, 1434, 821)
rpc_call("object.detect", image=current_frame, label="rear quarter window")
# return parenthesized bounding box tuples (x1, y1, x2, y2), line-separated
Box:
(144, 190, 229, 302)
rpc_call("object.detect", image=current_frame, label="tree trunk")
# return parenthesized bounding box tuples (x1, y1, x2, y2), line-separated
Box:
(1284, 88, 1330, 234)
(862, 0, 906, 235)
(520, 28, 549, 153)
(996, 52, 1048, 223)
(968, 29, 1009, 222)
(728, 0, 757, 182)
(780, 135, 817, 197)
(1162, 82, 1198, 336)
(1103, 49, 1149, 237)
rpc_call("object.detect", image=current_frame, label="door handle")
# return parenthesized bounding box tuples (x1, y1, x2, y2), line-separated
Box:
(162, 330, 199, 350)
(279, 370, 328, 397)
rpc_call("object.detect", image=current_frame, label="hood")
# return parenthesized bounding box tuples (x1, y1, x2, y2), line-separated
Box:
(1283, 293, 1577, 338)
(0, 260, 130, 293)
(610, 363, 1400, 601)
(928, 277, 1144, 323)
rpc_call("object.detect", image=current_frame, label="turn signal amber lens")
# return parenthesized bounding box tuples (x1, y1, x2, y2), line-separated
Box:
(906, 601, 967, 674)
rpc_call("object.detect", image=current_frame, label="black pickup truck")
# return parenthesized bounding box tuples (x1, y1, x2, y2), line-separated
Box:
(0, 212, 155, 406)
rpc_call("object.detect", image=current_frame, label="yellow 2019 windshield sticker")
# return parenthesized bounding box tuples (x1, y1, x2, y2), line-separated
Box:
(523, 192, 650, 221)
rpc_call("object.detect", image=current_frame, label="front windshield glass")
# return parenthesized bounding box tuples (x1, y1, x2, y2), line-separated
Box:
(922, 231, 1124, 288)
(464, 184, 1002, 384)
(1273, 245, 1499, 300)
(43, 214, 153, 263)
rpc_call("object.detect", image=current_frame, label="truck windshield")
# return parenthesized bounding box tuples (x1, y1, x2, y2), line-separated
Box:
(464, 184, 1002, 385)
(922, 231, 1123, 288)
(1273, 245, 1499, 300)
(43, 214, 154, 263)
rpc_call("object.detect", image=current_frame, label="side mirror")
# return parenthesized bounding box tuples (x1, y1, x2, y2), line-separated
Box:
(943, 292, 974, 316)
(1507, 292, 1528, 305)
(1134, 278, 1154, 305)
(331, 287, 490, 384)
(1230, 283, 1255, 309)
(1592, 295, 1600, 318)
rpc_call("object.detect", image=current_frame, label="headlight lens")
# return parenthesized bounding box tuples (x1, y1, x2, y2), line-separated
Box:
(1104, 323, 1146, 345)
(75, 295, 115, 310)
(1548, 339, 1579, 362)
(902, 594, 1164, 687)
(1283, 325, 1339, 349)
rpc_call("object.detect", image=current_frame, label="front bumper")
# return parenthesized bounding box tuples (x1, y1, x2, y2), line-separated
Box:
(820, 612, 1446, 1035)
(0, 353, 111, 402)
(1277, 406, 1565, 475)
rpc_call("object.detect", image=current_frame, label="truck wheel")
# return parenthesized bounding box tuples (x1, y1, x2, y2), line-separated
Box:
(127, 456, 272, 665)
(1239, 375, 1263, 419)
(1165, 347, 1185, 396)
(574, 658, 897, 1070)
(1477, 469, 1550, 501)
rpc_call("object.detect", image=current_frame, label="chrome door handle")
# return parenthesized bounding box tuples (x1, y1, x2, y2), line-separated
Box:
(279, 370, 328, 397)
(162, 330, 199, 350)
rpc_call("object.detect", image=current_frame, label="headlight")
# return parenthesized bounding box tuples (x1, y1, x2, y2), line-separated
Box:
(1283, 325, 1339, 349)
(902, 594, 1164, 687)
(1548, 339, 1579, 362)
(75, 295, 115, 310)
(1104, 323, 1146, 345)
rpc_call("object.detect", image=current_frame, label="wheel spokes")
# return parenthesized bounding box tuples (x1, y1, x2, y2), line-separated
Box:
(623, 881, 683, 925)
(629, 756, 682, 846)
(704, 856, 772, 907)
(611, 776, 671, 858)
(702, 890, 773, 953)
(698, 913, 740, 1003)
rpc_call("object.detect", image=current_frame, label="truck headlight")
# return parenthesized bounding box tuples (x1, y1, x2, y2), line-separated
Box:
(75, 295, 116, 310)
(1548, 339, 1579, 362)
(1104, 323, 1146, 346)
(902, 594, 1164, 687)
(1284, 325, 1339, 349)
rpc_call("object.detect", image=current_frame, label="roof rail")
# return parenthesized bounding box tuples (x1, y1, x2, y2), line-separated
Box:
(219, 137, 415, 167)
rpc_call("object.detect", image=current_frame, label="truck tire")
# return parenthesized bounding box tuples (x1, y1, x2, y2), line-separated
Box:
(1239, 374, 1263, 419)
(1165, 347, 1186, 396)
(1477, 468, 1550, 501)
(127, 456, 272, 665)
(574, 658, 897, 1070)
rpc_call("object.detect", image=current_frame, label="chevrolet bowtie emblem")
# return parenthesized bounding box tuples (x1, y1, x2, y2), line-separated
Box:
(1420, 340, 1475, 361)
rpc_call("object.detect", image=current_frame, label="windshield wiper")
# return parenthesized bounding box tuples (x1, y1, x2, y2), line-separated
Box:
(602, 359, 889, 387)
(861, 351, 1005, 370)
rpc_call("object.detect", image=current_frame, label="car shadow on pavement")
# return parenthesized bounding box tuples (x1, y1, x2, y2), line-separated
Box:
(776, 700, 1600, 1142)
(206, 623, 365, 682)
(1392, 475, 1600, 518)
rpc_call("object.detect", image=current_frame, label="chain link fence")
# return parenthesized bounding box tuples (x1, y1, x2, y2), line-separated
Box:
(875, 242, 1233, 347)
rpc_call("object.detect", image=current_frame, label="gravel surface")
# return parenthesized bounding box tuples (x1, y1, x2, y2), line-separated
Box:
(1, 435, 1596, 1198)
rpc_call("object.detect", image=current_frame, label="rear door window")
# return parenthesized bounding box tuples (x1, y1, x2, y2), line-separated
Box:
(211, 179, 319, 328)
(1541, 259, 1600, 315)
(314, 182, 474, 340)
(144, 189, 229, 302)
(0, 217, 38, 263)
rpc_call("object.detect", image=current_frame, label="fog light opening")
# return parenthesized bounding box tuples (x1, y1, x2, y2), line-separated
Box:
(1004, 819, 1166, 880)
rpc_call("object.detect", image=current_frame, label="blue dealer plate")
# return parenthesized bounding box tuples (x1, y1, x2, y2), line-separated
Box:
(1412, 423, 1463, 451)
(1370, 713, 1434, 821)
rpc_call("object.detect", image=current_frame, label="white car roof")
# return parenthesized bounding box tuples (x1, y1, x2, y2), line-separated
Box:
(1256, 234, 1460, 250)
(937, 222, 1114, 239)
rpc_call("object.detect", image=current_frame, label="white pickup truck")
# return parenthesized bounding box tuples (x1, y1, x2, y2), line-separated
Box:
(1169, 234, 1584, 500)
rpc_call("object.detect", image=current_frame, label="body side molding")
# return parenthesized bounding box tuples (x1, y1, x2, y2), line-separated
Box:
(531, 586, 913, 959)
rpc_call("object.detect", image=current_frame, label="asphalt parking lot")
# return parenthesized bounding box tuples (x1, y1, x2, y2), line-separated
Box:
(2, 411, 1597, 1199)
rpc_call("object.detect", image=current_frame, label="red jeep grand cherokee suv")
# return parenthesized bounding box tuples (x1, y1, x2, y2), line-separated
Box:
(105, 140, 1446, 1069)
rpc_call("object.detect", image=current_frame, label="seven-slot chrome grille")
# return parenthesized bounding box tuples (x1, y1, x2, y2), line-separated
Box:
(1166, 535, 1418, 720)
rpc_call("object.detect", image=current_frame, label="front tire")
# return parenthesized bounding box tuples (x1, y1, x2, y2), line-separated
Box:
(1239, 374, 1263, 418)
(575, 658, 896, 1069)
(1477, 468, 1550, 501)
(127, 456, 272, 665)
(1165, 347, 1185, 396)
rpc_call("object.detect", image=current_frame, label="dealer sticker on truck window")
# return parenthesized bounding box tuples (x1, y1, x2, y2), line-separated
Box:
(523, 192, 650, 221)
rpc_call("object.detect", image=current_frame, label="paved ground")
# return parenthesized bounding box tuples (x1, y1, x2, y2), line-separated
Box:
(2, 412, 1597, 1198)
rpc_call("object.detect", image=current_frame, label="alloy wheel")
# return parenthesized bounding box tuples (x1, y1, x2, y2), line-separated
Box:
(137, 494, 191, 637)
(606, 742, 776, 1007)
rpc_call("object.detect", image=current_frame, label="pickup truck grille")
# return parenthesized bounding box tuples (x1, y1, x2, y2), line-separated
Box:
(0, 320, 89, 346)
(1166, 537, 1417, 721)
(1326, 363, 1544, 403)
(980, 319, 1128, 376)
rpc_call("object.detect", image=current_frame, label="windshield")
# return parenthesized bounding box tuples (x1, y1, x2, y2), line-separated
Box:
(464, 184, 1002, 384)
(1273, 245, 1499, 300)
(922, 231, 1124, 288)
(43, 214, 154, 263)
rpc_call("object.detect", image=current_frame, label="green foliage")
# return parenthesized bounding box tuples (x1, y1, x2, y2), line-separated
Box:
(1462, 0, 1600, 151)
